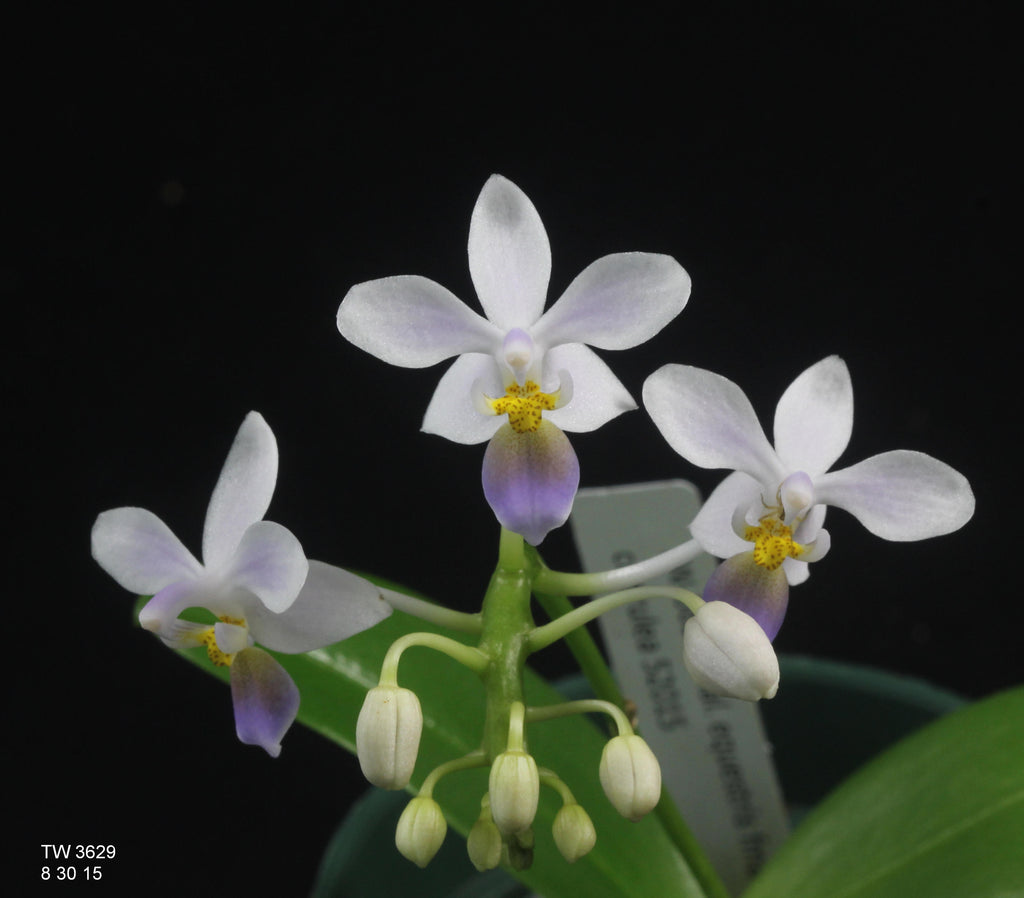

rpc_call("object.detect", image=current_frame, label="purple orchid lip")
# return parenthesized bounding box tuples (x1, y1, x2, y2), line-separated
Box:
(482, 420, 580, 546)
(701, 552, 790, 641)
(230, 647, 301, 758)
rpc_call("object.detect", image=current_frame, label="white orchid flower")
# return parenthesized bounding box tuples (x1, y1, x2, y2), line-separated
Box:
(337, 174, 690, 544)
(643, 356, 974, 638)
(91, 411, 391, 755)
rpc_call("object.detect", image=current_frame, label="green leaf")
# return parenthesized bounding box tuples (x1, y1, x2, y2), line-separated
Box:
(742, 685, 1024, 898)
(138, 598, 706, 898)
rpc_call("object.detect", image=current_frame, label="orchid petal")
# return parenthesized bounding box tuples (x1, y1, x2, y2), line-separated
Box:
(223, 521, 309, 614)
(532, 253, 690, 350)
(422, 353, 504, 444)
(781, 556, 811, 586)
(543, 344, 636, 433)
(337, 275, 500, 367)
(797, 527, 831, 565)
(774, 356, 853, 475)
(482, 421, 580, 545)
(780, 507, 830, 585)
(689, 472, 763, 559)
(815, 450, 975, 541)
(468, 175, 551, 329)
(138, 578, 209, 634)
(202, 412, 278, 571)
(91, 507, 202, 595)
(230, 647, 300, 757)
(643, 365, 784, 486)
(157, 619, 210, 650)
(793, 503, 827, 546)
(250, 560, 391, 654)
(702, 552, 790, 641)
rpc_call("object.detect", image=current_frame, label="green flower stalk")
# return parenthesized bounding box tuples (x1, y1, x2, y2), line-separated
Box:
(351, 526, 747, 896)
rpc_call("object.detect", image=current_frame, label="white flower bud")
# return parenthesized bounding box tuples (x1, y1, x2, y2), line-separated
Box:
(599, 734, 662, 822)
(552, 803, 597, 862)
(355, 685, 423, 789)
(488, 750, 540, 834)
(467, 815, 503, 872)
(395, 796, 447, 868)
(683, 601, 780, 701)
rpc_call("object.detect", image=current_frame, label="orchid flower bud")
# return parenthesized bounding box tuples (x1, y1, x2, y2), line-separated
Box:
(467, 812, 503, 872)
(683, 601, 780, 701)
(552, 803, 597, 862)
(599, 734, 662, 822)
(355, 684, 423, 789)
(488, 749, 540, 834)
(395, 795, 447, 868)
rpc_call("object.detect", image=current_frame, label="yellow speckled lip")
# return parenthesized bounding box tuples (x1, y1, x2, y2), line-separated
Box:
(743, 516, 805, 571)
(485, 381, 560, 433)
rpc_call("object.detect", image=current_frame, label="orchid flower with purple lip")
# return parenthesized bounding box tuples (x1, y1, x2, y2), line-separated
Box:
(643, 356, 975, 639)
(91, 411, 391, 756)
(336, 174, 691, 545)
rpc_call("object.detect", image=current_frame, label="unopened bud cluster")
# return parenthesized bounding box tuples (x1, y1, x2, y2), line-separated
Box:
(355, 682, 668, 871)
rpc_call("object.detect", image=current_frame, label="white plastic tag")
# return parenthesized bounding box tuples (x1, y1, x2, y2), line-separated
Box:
(570, 480, 788, 895)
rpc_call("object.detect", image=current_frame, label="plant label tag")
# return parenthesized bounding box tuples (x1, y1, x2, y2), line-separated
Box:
(570, 480, 789, 895)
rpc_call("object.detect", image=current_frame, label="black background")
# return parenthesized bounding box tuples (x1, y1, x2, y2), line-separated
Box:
(12, 3, 1017, 895)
